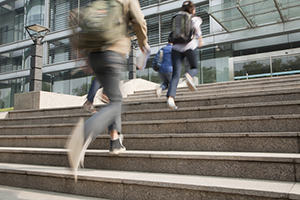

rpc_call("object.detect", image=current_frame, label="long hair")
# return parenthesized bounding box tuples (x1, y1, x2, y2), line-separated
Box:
(181, 1, 195, 14)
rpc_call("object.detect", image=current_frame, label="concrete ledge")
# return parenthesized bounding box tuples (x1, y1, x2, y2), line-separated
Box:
(0, 112, 8, 119)
(14, 91, 85, 111)
(0, 185, 102, 200)
(14, 79, 158, 110)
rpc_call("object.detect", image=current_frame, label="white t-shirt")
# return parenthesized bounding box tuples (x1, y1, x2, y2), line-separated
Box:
(172, 15, 202, 52)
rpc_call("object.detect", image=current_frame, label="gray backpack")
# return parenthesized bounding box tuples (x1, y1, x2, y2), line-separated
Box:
(171, 11, 195, 44)
(69, 0, 126, 50)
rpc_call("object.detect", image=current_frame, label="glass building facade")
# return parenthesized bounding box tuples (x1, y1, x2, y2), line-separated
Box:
(0, 0, 300, 109)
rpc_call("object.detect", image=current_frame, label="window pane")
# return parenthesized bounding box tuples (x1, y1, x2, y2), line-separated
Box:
(234, 59, 271, 79)
(49, 0, 78, 31)
(48, 38, 76, 64)
(272, 55, 300, 75)
(145, 15, 159, 45)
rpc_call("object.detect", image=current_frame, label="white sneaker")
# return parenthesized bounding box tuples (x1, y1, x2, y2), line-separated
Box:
(100, 93, 110, 104)
(109, 134, 126, 155)
(185, 73, 197, 91)
(65, 118, 84, 182)
(167, 98, 178, 109)
(156, 86, 162, 98)
(83, 100, 97, 113)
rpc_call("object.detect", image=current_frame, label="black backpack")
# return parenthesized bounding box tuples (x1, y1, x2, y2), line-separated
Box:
(171, 11, 195, 44)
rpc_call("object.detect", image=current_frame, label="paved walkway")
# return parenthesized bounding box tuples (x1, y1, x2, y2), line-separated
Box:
(0, 185, 108, 200)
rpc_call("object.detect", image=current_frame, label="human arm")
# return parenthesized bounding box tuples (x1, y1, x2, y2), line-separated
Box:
(128, 0, 149, 52)
(193, 17, 204, 47)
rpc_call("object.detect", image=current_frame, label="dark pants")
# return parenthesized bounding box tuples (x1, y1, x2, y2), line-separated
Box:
(87, 78, 101, 103)
(83, 51, 125, 143)
(159, 72, 172, 91)
(167, 48, 199, 99)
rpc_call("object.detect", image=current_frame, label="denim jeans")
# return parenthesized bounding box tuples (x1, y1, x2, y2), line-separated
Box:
(159, 72, 172, 91)
(167, 48, 199, 99)
(87, 78, 101, 103)
(83, 51, 125, 143)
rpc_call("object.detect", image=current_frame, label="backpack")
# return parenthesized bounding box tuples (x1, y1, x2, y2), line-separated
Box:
(69, 0, 126, 50)
(171, 11, 195, 44)
(152, 48, 164, 72)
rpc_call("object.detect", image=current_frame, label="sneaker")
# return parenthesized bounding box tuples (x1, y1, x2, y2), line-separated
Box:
(109, 134, 126, 155)
(167, 97, 178, 109)
(100, 93, 110, 104)
(156, 86, 162, 98)
(83, 100, 97, 113)
(65, 118, 84, 182)
(185, 73, 197, 91)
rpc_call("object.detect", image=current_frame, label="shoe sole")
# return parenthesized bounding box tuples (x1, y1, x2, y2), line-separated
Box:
(185, 74, 197, 91)
(83, 107, 98, 114)
(167, 102, 178, 109)
(156, 89, 162, 98)
(109, 134, 126, 155)
(109, 147, 126, 155)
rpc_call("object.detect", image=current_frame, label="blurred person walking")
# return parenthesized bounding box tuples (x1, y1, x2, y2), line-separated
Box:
(152, 34, 173, 98)
(66, 0, 148, 181)
(166, 1, 204, 109)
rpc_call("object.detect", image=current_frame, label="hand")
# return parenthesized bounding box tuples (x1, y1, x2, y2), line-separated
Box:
(198, 39, 204, 48)
(140, 42, 150, 53)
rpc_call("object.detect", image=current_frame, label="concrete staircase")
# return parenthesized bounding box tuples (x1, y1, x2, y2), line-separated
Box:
(0, 74, 300, 199)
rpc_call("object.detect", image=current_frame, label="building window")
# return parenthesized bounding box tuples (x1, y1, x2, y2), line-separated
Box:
(0, 48, 31, 74)
(145, 15, 160, 45)
(0, 77, 29, 109)
(25, 0, 44, 27)
(42, 69, 93, 96)
(139, 0, 159, 7)
(0, 1, 24, 45)
(49, 0, 93, 32)
(48, 38, 77, 64)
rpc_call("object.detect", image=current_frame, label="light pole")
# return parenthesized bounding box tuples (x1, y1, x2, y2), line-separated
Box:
(129, 35, 138, 79)
(25, 24, 49, 91)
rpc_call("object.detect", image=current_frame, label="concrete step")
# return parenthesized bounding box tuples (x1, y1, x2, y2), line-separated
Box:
(120, 114, 300, 134)
(126, 83, 300, 100)
(6, 88, 300, 118)
(0, 132, 298, 153)
(1, 114, 299, 135)
(0, 185, 104, 200)
(1, 100, 300, 126)
(133, 74, 300, 95)
(1, 148, 300, 182)
(0, 163, 299, 199)
(122, 100, 300, 121)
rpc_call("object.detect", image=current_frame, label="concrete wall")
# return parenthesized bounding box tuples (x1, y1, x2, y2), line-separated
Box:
(14, 78, 160, 110)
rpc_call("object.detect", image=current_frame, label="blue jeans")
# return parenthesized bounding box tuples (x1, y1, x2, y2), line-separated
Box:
(159, 72, 172, 91)
(87, 78, 101, 103)
(83, 51, 125, 143)
(167, 48, 199, 99)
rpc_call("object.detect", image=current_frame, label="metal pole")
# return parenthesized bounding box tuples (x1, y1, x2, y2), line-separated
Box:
(128, 44, 137, 79)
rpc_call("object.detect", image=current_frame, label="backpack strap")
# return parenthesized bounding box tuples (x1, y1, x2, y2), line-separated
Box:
(159, 47, 164, 62)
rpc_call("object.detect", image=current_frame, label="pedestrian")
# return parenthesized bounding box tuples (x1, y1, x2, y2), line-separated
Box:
(80, 58, 109, 114)
(82, 78, 110, 113)
(66, 0, 148, 181)
(152, 33, 173, 98)
(166, 1, 204, 109)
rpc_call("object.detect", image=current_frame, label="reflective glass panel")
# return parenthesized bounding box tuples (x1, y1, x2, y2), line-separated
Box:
(272, 54, 300, 74)
(234, 58, 271, 79)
